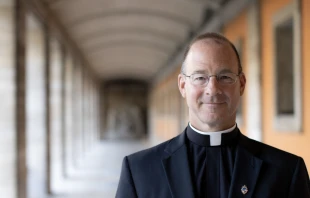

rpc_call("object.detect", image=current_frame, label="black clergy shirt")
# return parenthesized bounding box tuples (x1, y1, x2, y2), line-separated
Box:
(186, 124, 240, 198)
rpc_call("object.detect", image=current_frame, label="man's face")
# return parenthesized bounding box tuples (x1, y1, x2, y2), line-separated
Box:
(178, 39, 246, 131)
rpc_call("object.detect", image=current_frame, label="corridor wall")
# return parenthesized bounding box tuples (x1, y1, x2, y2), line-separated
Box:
(0, 0, 102, 197)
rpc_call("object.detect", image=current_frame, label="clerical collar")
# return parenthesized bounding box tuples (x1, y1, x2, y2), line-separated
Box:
(186, 123, 239, 146)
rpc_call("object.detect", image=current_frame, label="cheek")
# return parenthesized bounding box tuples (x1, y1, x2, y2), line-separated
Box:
(227, 90, 240, 106)
(187, 88, 203, 102)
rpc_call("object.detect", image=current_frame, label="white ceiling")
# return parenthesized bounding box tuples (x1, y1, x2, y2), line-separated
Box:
(43, 0, 217, 81)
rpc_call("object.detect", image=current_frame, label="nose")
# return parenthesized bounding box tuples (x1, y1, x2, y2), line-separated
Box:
(205, 76, 222, 96)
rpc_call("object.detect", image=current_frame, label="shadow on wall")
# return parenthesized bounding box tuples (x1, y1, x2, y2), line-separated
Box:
(102, 80, 148, 140)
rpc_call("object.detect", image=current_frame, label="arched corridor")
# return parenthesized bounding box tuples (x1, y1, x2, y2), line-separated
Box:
(1, 0, 310, 197)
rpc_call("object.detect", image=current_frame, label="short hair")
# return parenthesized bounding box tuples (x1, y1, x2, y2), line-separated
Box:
(181, 32, 242, 74)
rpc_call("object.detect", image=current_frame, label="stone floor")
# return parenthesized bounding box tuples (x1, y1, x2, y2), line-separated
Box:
(48, 139, 150, 198)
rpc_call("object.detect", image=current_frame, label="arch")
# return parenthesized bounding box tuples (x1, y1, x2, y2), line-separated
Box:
(78, 27, 184, 44)
(87, 39, 173, 56)
(69, 9, 194, 29)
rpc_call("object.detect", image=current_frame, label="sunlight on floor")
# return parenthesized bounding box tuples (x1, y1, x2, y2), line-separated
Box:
(47, 139, 150, 198)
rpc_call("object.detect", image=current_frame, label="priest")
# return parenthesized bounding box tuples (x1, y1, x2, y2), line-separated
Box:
(116, 32, 310, 198)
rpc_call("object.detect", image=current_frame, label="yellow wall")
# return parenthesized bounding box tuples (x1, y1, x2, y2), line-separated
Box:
(223, 10, 248, 135)
(261, 0, 310, 170)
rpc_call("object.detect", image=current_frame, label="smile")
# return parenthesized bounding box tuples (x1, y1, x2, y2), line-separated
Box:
(202, 102, 225, 106)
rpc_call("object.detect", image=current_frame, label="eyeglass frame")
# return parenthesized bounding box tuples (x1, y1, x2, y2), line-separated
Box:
(181, 71, 242, 87)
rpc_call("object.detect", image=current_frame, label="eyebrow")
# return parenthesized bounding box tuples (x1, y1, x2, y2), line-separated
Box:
(218, 68, 234, 74)
(191, 70, 207, 74)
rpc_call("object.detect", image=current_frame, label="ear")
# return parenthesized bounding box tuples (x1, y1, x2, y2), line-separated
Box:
(178, 74, 186, 98)
(239, 73, 246, 96)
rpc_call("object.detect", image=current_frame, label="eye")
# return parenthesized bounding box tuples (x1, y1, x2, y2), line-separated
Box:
(193, 75, 207, 81)
(218, 74, 235, 83)
(218, 75, 233, 80)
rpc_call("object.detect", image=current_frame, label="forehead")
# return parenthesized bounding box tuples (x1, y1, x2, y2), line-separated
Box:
(185, 39, 238, 73)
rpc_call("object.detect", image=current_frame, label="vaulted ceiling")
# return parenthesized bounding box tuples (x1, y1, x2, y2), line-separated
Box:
(43, 0, 226, 81)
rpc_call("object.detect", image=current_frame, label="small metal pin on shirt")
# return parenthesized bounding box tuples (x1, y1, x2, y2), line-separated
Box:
(241, 185, 248, 195)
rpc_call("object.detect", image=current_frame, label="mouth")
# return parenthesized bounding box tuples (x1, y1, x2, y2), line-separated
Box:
(202, 101, 225, 104)
(200, 102, 225, 107)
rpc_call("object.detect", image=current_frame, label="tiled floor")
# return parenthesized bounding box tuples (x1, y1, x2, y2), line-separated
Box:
(48, 139, 150, 198)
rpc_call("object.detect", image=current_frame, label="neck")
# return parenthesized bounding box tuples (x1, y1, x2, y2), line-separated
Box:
(189, 120, 236, 132)
(186, 123, 239, 146)
(189, 122, 236, 134)
(189, 112, 236, 132)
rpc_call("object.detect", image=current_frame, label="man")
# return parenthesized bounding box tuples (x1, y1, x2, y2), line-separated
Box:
(116, 32, 310, 198)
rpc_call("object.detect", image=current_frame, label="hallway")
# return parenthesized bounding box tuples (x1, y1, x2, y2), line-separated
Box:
(47, 139, 149, 198)
(1, 0, 310, 197)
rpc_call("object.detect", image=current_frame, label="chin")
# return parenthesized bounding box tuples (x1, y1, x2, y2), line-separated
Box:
(199, 115, 223, 125)
(201, 111, 225, 119)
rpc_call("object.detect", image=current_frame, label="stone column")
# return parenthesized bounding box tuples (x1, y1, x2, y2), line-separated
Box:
(0, 0, 18, 197)
(25, 13, 46, 198)
(88, 81, 93, 147)
(72, 61, 83, 166)
(94, 83, 100, 141)
(64, 50, 74, 175)
(91, 81, 97, 146)
(246, 0, 262, 141)
(49, 37, 63, 193)
(84, 76, 90, 150)
(60, 46, 67, 178)
(15, 0, 27, 196)
(81, 68, 87, 154)
(96, 83, 101, 140)
(44, 23, 51, 195)
(82, 72, 88, 153)
(92, 83, 96, 142)
(85, 75, 92, 151)
(100, 83, 106, 140)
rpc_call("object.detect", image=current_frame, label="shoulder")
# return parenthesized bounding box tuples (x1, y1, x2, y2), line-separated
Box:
(126, 135, 178, 163)
(121, 134, 182, 180)
(126, 128, 187, 162)
(240, 134, 301, 168)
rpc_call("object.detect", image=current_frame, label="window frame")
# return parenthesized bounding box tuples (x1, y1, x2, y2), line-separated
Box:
(272, 0, 302, 132)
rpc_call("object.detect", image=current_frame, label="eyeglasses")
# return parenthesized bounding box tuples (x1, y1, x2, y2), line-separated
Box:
(182, 72, 241, 86)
